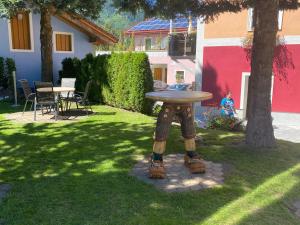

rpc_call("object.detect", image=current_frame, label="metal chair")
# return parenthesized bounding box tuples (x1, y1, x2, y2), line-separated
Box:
(65, 80, 93, 114)
(19, 79, 36, 115)
(34, 81, 58, 121)
(61, 78, 76, 98)
(60, 78, 76, 110)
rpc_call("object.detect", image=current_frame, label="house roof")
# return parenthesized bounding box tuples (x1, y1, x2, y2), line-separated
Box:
(126, 17, 197, 34)
(55, 12, 118, 45)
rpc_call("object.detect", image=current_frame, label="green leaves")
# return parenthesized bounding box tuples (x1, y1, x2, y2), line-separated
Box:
(59, 52, 154, 114)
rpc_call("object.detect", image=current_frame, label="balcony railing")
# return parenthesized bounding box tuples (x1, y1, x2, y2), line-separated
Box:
(168, 33, 196, 57)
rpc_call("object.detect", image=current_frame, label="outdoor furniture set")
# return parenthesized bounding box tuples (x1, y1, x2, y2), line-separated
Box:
(19, 78, 92, 121)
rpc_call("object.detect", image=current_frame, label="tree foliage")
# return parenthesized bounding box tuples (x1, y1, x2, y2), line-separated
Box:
(97, 0, 144, 37)
(113, 0, 299, 20)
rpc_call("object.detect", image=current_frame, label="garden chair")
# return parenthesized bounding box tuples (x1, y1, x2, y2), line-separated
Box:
(34, 81, 59, 120)
(64, 80, 93, 114)
(19, 79, 36, 115)
(60, 78, 76, 110)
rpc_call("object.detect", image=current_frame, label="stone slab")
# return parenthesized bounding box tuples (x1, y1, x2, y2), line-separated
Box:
(5, 109, 91, 124)
(130, 154, 225, 192)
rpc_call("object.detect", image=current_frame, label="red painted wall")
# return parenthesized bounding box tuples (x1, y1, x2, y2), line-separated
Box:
(202, 46, 250, 108)
(202, 45, 300, 113)
(272, 45, 300, 113)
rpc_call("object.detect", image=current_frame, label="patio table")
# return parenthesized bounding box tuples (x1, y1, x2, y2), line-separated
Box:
(146, 90, 213, 175)
(34, 87, 75, 121)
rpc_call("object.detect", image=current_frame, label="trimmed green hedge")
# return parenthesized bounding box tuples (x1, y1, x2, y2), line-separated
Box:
(60, 52, 154, 115)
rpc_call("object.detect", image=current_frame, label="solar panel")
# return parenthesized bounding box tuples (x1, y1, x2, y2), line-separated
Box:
(128, 16, 197, 32)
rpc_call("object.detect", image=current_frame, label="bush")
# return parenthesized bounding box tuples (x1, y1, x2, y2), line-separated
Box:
(0, 57, 4, 88)
(59, 52, 154, 115)
(0, 57, 16, 91)
(207, 116, 244, 131)
(80, 54, 109, 103)
(6, 58, 16, 92)
(59, 57, 81, 80)
(104, 52, 153, 114)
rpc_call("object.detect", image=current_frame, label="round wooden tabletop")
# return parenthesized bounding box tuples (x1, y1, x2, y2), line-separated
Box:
(145, 91, 213, 103)
(37, 87, 75, 93)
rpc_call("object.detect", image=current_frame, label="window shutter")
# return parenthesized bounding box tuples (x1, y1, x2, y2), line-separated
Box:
(10, 12, 31, 50)
(55, 33, 72, 52)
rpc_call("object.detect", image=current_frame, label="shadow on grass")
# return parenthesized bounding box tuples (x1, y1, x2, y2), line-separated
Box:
(0, 101, 299, 225)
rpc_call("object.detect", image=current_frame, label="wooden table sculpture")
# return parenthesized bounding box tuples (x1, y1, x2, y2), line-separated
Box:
(146, 91, 213, 179)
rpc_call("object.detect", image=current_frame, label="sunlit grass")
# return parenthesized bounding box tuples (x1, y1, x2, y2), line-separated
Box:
(0, 101, 299, 225)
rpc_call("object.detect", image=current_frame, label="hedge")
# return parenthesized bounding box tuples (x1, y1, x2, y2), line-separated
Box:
(60, 52, 154, 115)
(0, 57, 16, 91)
(0, 57, 4, 88)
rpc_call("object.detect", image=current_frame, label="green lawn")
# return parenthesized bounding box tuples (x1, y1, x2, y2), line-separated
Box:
(0, 101, 299, 225)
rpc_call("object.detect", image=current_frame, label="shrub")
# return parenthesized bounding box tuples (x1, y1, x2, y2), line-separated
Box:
(0, 57, 16, 91)
(59, 57, 81, 80)
(0, 57, 4, 88)
(79, 54, 109, 103)
(6, 58, 16, 92)
(104, 52, 153, 114)
(207, 116, 244, 131)
(60, 52, 154, 114)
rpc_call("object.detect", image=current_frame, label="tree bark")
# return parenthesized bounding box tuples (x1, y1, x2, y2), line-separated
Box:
(40, 7, 53, 82)
(246, 0, 278, 148)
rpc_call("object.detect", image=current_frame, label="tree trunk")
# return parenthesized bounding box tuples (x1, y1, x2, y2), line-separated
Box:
(246, 1, 278, 148)
(40, 7, 53, 82)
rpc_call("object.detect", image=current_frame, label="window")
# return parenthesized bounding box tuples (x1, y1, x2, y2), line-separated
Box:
(145, 38, 152, 51)
(168, 33, 196, 57)
(175, 71, 185, 83)
(9, 11, 33, 51)
(278, 10, 284, 30)
(247, 8, 255, 31)
(54, 32, 73, 53)
(248, 8, 284, 31)
(160, 37, 168, 50)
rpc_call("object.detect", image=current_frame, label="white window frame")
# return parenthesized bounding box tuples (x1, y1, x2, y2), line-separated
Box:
(278, 10, 284, 31)
(144, 37, 152, 51)
(248, 8, 284, 32)
(53, 31, 74, 54)
(240, 72, 274, 117)
(7, 12, 35, 52)
(175, 70, 185, 83)
(247, 8, 254, 32)
(160, 36, 168, 50)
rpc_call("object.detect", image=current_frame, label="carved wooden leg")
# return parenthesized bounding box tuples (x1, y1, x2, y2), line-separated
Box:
(149, 103, 174, 179)
(177, 104, 206, 174)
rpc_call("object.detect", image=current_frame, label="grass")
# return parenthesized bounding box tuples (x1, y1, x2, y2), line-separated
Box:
(0, 101, 299, 225)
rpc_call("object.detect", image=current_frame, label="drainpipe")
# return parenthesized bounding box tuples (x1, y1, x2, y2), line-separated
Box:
(194, 17, 205, 117)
